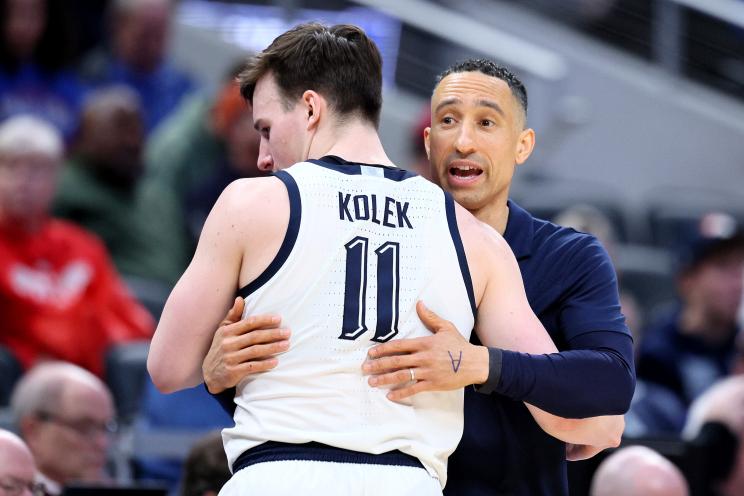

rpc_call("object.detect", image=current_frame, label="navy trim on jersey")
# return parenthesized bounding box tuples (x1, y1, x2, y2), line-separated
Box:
(237, 171, 301, 298)
(308, 155, 418, 181)
(444, 192, 476, 318)
(232, 441, 425, 473)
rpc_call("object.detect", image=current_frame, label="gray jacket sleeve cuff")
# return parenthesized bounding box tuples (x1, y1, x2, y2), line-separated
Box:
(473, 347, 503, 395)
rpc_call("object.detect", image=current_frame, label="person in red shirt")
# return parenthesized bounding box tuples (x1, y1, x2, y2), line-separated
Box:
(0, 114, 153, 377)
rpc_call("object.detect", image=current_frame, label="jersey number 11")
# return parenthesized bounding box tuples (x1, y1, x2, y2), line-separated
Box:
(340, 236, 400, 343)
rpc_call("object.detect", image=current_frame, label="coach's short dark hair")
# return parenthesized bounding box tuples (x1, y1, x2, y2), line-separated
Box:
(437, 59, 528, 118)
(238, 22, 383, 127)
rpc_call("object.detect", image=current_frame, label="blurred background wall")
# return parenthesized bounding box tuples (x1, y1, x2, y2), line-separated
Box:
(170, 0, 744, 240)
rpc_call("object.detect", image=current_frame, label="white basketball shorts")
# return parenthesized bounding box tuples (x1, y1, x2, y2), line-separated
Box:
(219, 460, 442, 496)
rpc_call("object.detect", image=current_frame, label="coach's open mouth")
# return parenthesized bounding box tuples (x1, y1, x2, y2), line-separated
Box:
(449, 161, 484, 180)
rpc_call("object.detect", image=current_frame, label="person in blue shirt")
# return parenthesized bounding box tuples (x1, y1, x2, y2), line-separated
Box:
(200, 58, 635, 495)
(0, 0, 86, 139)
(637, 213, 744, 412)
(78, 0, 194, 134)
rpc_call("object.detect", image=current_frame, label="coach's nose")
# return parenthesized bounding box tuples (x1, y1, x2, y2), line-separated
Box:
(454, 122, 477, 156)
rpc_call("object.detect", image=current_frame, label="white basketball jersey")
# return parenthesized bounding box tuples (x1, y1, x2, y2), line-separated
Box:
(222, 157, 476, 488)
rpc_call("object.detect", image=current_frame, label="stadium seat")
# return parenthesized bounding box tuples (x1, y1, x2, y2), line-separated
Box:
(123, 275, 172, 319)
(0, 346, 22, 407)
(106, 341, 151, 425)
(644, 186, 744, 249)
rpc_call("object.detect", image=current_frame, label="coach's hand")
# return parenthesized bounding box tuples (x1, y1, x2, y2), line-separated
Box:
(363, 301, 489, 401)
(202, 297, 290, 394)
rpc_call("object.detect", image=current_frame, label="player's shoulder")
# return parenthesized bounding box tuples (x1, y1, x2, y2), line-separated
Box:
(454, 202, 513, 264)
(217, 176, 286, 209)
(223, 175, 284, 193)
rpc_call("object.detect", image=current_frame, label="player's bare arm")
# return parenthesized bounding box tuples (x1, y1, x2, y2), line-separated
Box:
(148, 176, 288, 392)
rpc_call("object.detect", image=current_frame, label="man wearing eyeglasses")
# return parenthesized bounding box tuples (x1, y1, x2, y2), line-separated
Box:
(10, 363, 115, 495)
(0, 429, 45, 496)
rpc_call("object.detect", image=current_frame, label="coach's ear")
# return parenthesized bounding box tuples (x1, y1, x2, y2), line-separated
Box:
(515, 127, 535, 165)
(302, 90, 324, 131)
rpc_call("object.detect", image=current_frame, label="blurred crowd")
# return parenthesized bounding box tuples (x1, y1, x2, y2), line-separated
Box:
(0, 0, 261, 493)
(0, 0, 743, 495)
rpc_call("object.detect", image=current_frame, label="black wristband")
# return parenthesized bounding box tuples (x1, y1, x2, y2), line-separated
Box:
(473, 347, 502, 395)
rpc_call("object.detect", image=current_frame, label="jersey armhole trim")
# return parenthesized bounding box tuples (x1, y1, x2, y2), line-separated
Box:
(444, 192, 477, 318)
(236, 170, 302, 298)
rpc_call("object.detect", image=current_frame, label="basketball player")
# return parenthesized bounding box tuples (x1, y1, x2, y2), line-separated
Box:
(148, 23, 617, 495)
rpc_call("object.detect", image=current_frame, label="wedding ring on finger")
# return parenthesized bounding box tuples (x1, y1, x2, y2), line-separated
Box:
(409, 368, 416, 382)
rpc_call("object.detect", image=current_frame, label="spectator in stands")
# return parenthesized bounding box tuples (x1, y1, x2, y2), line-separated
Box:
(11, 362, 116, 495)
(683, 375, 744, 496)
(0, 115, 153, 377)
(0, 428, 39, 496)
(623, 376, 688, 438)
(53, 86, 173, 286)
(637, 212, 744, 411)
(182, 87, 263, 245)
(180, 431, 231, 496)
(142, 63, 263, 282)
(0, 0, 86, 139)
(589, 445, 689, 496)
(78, 0, 194, 133)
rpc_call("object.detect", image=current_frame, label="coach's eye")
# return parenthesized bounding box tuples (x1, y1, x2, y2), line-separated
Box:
(261, 127, 270, 139)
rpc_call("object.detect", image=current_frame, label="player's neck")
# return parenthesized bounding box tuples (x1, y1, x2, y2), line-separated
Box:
(311, 119, 394, 167)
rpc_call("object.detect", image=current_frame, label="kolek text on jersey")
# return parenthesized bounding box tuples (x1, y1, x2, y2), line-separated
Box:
(338, 192, 413, 229)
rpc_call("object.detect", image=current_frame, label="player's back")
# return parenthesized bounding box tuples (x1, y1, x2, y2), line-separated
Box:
(222, 156, 475, 487)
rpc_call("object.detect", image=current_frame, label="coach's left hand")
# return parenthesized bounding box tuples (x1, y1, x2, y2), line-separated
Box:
(362, 301, 489, 401)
